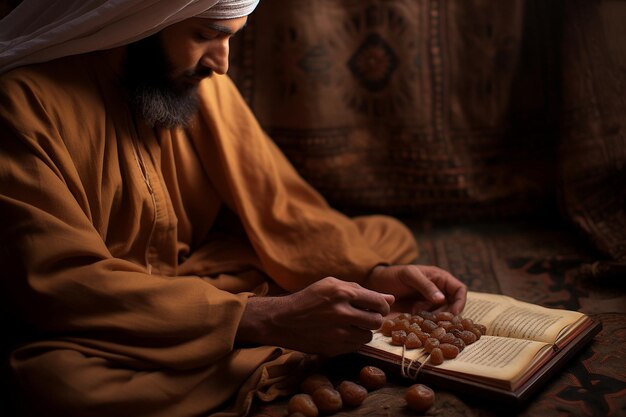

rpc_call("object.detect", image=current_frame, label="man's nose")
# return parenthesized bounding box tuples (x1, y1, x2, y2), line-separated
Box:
(202, 40, 229, 75)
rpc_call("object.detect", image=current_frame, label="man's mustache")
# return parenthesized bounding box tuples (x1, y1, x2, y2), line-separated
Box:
(183, 66, 213, 79)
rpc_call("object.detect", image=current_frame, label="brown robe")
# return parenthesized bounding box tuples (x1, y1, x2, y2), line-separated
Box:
(0, 50, 417, 416)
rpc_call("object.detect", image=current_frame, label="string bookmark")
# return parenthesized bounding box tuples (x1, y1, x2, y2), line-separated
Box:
(400, 345, 430, 380)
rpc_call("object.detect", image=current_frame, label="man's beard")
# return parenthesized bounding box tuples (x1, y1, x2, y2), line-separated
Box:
(121, 34, 210, 129)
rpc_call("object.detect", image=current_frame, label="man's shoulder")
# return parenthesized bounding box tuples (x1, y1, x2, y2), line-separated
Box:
(0, 54, 99, 102)
(0, 53, 113, 129)
(2, 54, 79, 80)
(0, 53, 113, 144)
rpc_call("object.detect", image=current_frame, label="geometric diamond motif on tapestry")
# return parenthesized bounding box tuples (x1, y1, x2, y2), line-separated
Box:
(348, 32, 398, 92)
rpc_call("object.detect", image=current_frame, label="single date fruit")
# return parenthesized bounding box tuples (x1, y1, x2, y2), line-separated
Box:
(312, 386, 342, 415)
(359, 366, 386, 390)
(288, 393, 318, 417)
(337, 381, 367, 407)
(405, 384, 435, 413)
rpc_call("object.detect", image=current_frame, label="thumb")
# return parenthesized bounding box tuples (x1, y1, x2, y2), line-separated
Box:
(429, 288, 445, 304)
(404, 267, 445, 304)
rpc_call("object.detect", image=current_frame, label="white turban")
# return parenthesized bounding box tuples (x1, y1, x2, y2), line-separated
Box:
(0, 0, 260, 74)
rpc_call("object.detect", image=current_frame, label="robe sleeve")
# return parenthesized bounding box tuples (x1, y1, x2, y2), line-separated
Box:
(0, 73, 249, 371)
(188, 75, 399, 292)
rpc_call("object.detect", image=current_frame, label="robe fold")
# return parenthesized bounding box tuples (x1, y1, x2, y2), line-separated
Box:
(0, 50, 418, 416)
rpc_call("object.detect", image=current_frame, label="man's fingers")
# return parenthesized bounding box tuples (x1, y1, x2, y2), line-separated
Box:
(401, 266, 446, 304)
(421, 266, 468, 314)
(449, 284, 468, 315)
(349, 287, 394, 316)
(433, 267, 468, 314)
(382, 293, 396, 306)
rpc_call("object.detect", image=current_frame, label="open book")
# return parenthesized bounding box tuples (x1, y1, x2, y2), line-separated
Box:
(358, 291, 601, 404)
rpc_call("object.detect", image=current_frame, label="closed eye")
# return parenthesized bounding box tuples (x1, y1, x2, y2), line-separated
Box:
(195, 31, 223, 41)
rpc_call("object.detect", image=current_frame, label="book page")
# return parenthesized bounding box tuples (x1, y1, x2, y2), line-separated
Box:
(365, 333, 550, 385)
(433, 336, 550, 383)
(462, 292, 585, 343)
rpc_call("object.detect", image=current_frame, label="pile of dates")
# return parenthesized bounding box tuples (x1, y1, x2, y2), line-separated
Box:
(380, 311, 487, 365)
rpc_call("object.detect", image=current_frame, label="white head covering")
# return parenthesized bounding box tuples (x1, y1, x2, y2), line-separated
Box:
(0, 0, 259, 74)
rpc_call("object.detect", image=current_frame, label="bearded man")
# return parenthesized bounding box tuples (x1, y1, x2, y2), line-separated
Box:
(0, 1, 467, 416)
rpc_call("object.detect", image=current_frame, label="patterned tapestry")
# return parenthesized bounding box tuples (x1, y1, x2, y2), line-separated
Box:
(229, 0, 626, 262)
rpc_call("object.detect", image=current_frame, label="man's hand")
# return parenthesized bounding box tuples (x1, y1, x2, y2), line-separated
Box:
(235, 277, 395, 356)
(363, 264, 467, 315)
